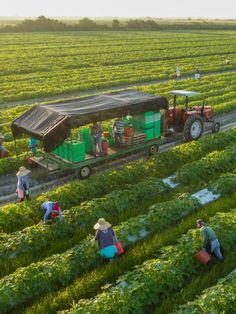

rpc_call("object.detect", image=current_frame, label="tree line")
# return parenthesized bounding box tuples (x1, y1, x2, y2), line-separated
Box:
(1, 16, 236, 32)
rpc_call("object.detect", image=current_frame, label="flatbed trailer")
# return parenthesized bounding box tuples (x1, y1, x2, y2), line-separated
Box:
(30, 136, 165, 178)
(11, 90, 169, 178)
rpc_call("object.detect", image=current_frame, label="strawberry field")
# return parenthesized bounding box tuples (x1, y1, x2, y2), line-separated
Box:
(0, 30, 236, 103)
(0, 30, 236, 313)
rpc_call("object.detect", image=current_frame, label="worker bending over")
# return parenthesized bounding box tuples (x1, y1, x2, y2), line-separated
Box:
(41, 201, 63, 224)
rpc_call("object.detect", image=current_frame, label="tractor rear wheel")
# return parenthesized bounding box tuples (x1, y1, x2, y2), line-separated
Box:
(184, 115, 203, 141)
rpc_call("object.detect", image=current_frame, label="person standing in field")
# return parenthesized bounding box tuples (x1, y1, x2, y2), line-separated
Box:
(176, 65, 181, 79)
(194, 68, 201, 79)
(0, 133, 8, 158)
(16, 166, 31, 202)
(29, 137, 37, 156)
(94, 218, 117, 262)
(196, 219, 223, 260)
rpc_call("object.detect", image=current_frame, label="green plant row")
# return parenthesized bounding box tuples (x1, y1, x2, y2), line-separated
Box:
(1, 126, 236, 234)
(174, 144, 236, 185)
(0, 152, 28, 175)
(1, 31, 235, 103)
(1, 141, 236, 276)
(173, 269, 236, 314)
(1, 172, 236, 312)
(61, 208, 236, 314)
(0, 177, 169, 276)
(23, 193, 236, 314)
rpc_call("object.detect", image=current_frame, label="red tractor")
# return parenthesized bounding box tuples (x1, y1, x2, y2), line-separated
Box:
(165, 90, 220, 141)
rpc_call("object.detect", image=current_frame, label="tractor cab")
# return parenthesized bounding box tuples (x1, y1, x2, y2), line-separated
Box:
(166, 90, 220, 141)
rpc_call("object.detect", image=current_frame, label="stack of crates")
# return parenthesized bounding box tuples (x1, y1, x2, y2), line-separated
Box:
(79, 128, 93, 153)
(65, 140, 85, 162)
(132, 111, 160, 140)
(52, 140, 85, 162)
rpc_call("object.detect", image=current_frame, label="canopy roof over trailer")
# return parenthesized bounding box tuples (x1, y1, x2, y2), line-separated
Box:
(170, 90, 200, 97)
(11, 90, 168, 152)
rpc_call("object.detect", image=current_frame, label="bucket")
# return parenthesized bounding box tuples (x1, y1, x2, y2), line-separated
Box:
(195, 249, 211, 264)
(102, 140, 109, 155)
(124, 127, 133, 137)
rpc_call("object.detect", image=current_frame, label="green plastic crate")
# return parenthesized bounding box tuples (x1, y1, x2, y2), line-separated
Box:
(79, 128, 93, 153)
(140, 127, 155, 140)
(153, 121, 161, 137)
(153, 111, 160, 122)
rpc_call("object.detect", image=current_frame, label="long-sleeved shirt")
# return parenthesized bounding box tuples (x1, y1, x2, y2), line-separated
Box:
(200, 226, 217, 248)
(17, 175, 29, 190)
(94, 227, 116, 250)
(41, 201, 63, 223)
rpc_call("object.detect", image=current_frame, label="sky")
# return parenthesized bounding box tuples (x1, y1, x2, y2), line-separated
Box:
(0, 0, 236, 19)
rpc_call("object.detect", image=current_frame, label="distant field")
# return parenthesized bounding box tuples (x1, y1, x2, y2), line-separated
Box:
(0, 30, 236, 103)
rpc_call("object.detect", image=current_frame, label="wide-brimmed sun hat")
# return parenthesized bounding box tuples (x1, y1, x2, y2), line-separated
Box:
(94, 218, 111, 230)
(16, 166, 31, 177)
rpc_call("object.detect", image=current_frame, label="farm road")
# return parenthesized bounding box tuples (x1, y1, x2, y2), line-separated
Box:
(1, 69, 236, 109)
(1, 111, 236, 206)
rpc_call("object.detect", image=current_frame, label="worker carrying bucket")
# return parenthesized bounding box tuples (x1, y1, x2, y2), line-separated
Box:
(195, 219, 223, 264)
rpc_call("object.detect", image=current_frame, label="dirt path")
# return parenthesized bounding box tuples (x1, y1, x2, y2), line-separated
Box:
(1, 69, 236, 109)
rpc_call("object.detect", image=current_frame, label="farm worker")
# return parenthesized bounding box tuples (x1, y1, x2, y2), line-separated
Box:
(0, 133, 8, 157)
(196, 219, 223, 260)
(16, 166, 31, 202)
(194, 68, 201, 79)
(90, 122, 103, 156)
(224, 58, 230, 65)
(176, 65, 181, 79)
(94, 218, 117, 261)
(29, 137, 37, 156)
(41, 201, 63, 224)
(113, 117, 125, 147)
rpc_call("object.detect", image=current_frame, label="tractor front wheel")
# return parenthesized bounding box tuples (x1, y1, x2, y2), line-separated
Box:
(212, 121, 220, 133)
(184, 115, 203, 141)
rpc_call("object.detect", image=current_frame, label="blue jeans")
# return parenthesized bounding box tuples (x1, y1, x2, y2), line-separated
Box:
(93, 138, 103, 155)
(114, 132, 123, 146)
(211, 239, 223, 260)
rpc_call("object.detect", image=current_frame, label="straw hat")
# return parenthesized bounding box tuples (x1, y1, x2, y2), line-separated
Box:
(94, 218, 111, 230)
(16, 166, 31, 177)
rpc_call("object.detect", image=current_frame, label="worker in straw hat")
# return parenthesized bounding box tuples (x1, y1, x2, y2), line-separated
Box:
(16, 166, 31, 202)
(94, 218, 117, 261)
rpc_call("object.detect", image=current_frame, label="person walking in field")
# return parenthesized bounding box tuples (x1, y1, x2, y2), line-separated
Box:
(16, 166, 31, 202)
(176, 65, 181, 79)
(41, 201, 63, 224)
(196, 219, 223, 260)
(94, 218, 117, 262)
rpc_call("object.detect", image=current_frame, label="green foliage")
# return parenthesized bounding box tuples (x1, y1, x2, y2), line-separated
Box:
(62, 209, 236, 313)
(174, 269, 236, 314)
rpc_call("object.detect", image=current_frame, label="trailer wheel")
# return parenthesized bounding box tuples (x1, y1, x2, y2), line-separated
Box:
(148, 144, 158, 155)
(184, 115, 203, 141)
(79, 166, 92, 179)
(212, 121, 220, 133)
